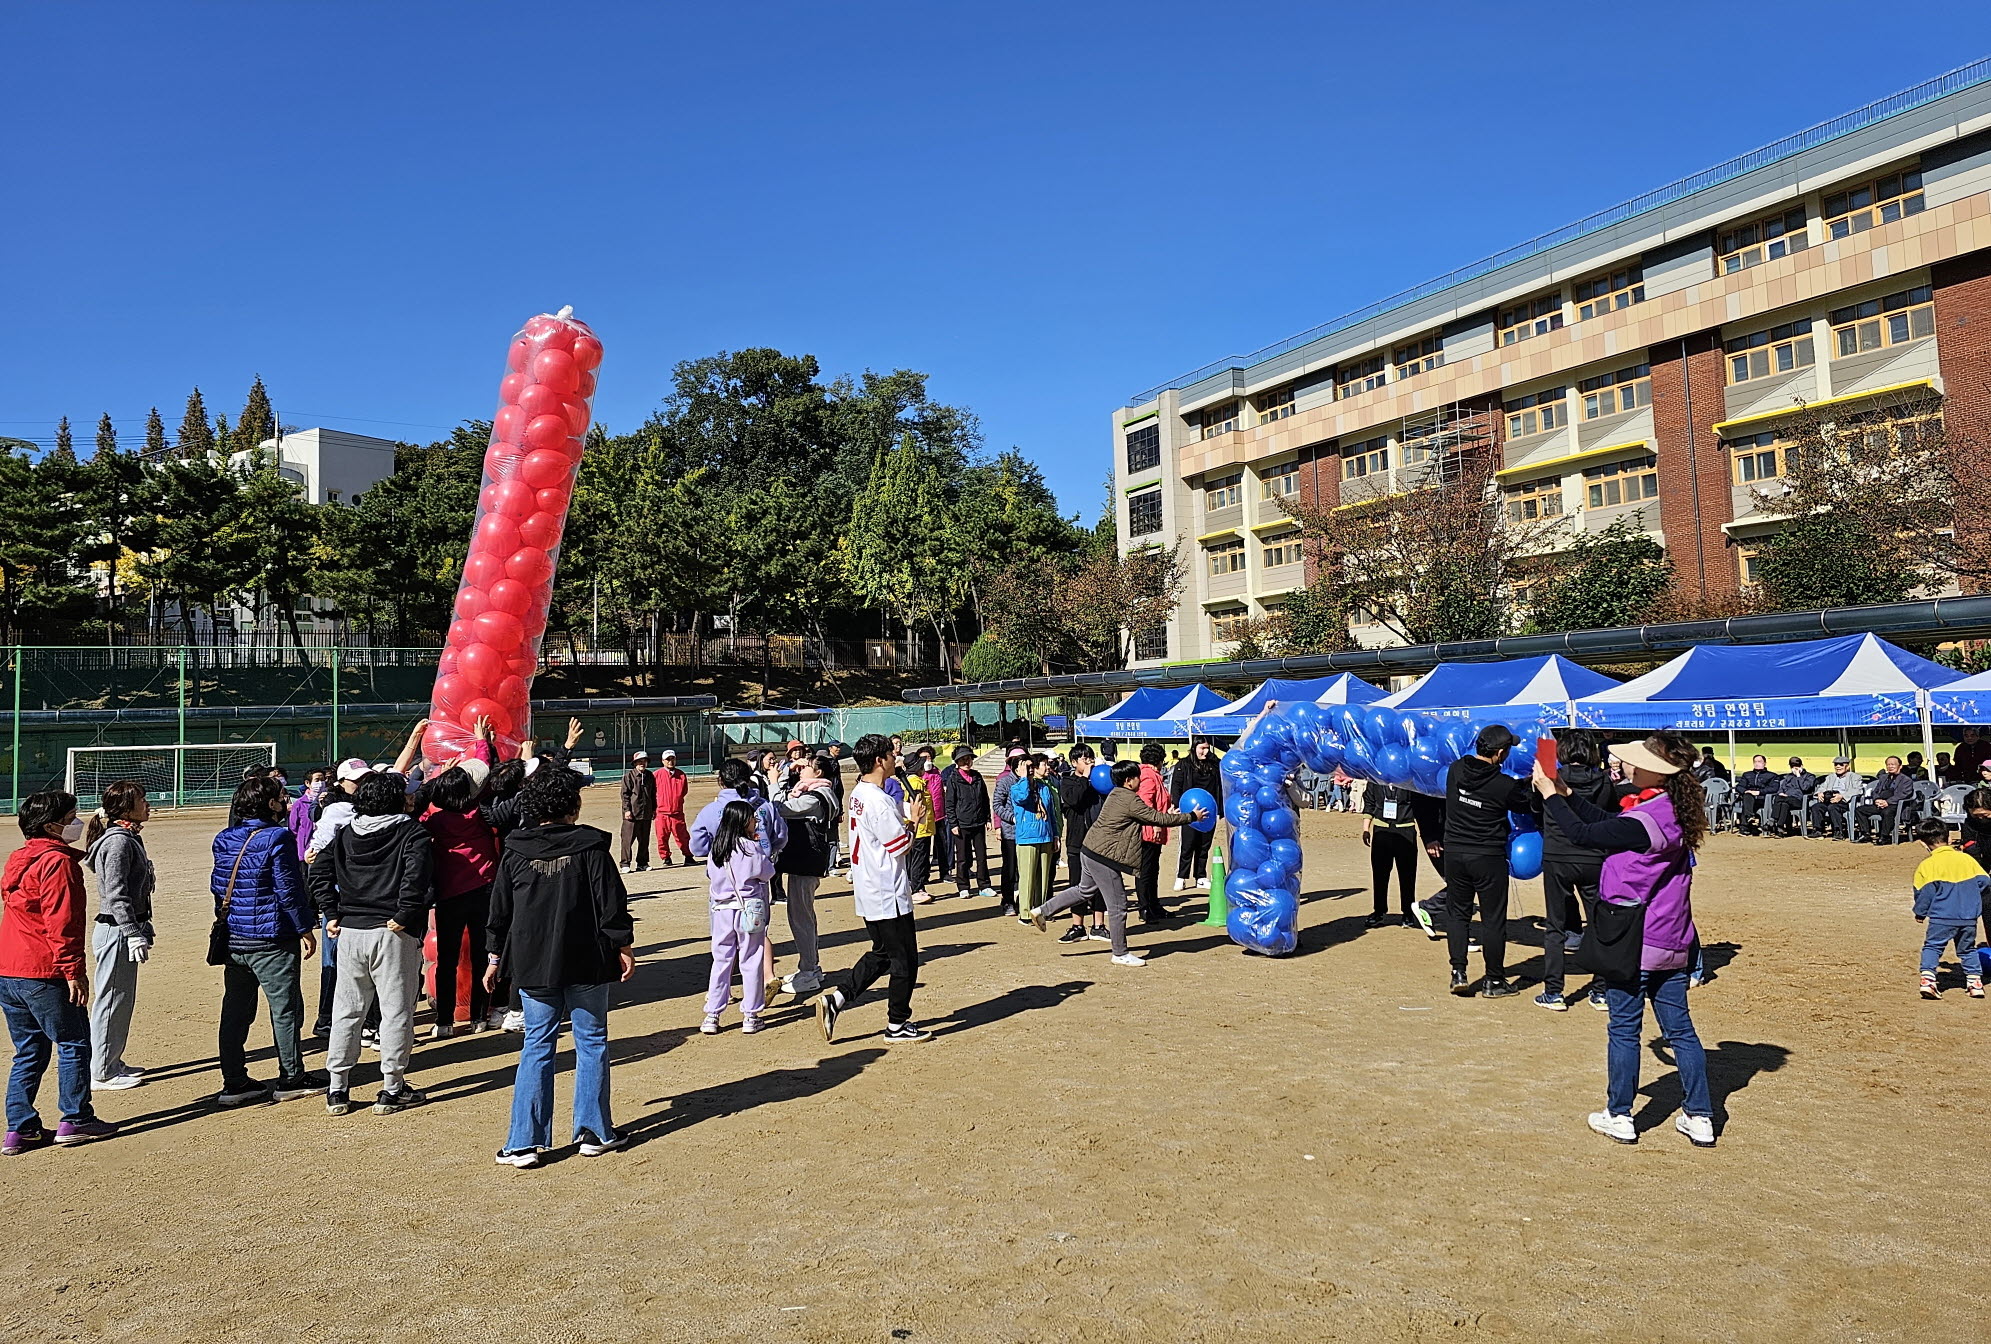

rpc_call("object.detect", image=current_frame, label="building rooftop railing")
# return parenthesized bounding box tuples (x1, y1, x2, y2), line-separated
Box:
(1124, 56, 1991, 409)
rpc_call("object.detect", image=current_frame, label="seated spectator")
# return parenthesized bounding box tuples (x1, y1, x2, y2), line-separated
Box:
(1732, 755, 1779, 835)
(1767, 757, 1816, 836)
(1854, 756, 1914, 844)
(1936, 751, 1968, 787)
(1810, 757, 1864, 839)
(1903, 751, 1931, 783)
(1692, 748, 1730, 784)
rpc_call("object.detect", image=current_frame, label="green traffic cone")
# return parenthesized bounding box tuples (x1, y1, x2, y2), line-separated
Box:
(1203, 843, 1229, 927)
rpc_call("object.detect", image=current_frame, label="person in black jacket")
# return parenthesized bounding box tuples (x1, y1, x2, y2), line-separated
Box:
(1731, 755, 1779, 835)
(1169, 740, 1225, 890)
(1855, 756, 1916, 842)
(308, 772, 435, 1116)
(1536, 732, 1612, 1011)
(1767, 756, 1816, 836)
(1442, 724, 1534, 998)
(943, 747, 993, 897)
(1056, 745, 1108, 941)
(1361, 782, 1420, 929)
(485, 764, 634, 1168)
(773, 757, 838, 996)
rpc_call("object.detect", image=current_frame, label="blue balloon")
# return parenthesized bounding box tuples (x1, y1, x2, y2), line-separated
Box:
(1225, 864, 1259, 893)
(1179, 787, 1217, 833)
(1253, 762, 1288, 792)
(1268, 836, 1302, 870)
(1361, 706, 1396, 747)
(1254, 784, 1285, 810)
(1227, 877, 1299, 956)
(1342, 734, 1375, 776)
(1224, 792, 1259, 830)
(1442, 721, 1475, 761)
(1508, 831, 1543, 881)
(1285, 700, 1326, 737)
(1260, 806, 1296, 840)
(1256, 858, 1294, 891)
(1376, 743, 1412, 784)
(1089, 763, 1115, 794)
(1231, 825, 1271, 869)
(1508, 810, 1538, 835)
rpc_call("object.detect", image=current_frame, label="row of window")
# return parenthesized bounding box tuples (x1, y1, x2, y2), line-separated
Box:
(1126, 460, 1300, 537)
(1499, 453, 1659, 520)
(1503, 365, 1649, 440)
(1204, 532, 1304, 578)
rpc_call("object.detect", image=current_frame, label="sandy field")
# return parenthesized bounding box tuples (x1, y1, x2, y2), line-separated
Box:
(0, 779, 1983, 1344)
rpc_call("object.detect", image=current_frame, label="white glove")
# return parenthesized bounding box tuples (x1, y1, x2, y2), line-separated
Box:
(126, 936, 151, 964)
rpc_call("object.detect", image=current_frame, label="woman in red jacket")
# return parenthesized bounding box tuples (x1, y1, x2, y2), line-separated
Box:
(1, 791, 118, 1154)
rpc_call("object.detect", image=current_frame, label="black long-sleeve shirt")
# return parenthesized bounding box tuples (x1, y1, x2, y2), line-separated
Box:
(1443, 757, 1536, 859)
(1541, 792, 1651, 855)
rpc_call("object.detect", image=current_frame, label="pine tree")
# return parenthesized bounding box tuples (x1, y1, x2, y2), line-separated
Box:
(214, 414, 232, 457)
(95, 413, 118, 459)
(144, 406, 167, 458)
(237, 375, 276, 451)
(50, 416, 76, 465)
(177, 388, 214, 459)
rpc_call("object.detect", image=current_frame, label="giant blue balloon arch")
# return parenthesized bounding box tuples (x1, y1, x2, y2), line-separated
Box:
(1216, 700, 1553, 955)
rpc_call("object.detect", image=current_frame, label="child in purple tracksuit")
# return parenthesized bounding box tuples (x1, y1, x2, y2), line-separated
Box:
(703, 800, 773, 1035)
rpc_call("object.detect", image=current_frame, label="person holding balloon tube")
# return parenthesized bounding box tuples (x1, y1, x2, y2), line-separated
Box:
(1030, 762, 1207, 966)
(1441, 724, 1537, 999)
(1170, 740, 1224, 891)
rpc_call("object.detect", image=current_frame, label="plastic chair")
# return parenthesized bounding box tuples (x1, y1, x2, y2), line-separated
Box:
(1700, 777, 1734, 832)
(1936, 784, 1973, 824)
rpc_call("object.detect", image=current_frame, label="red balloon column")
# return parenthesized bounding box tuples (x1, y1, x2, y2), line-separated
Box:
(424, 306, 602, 762)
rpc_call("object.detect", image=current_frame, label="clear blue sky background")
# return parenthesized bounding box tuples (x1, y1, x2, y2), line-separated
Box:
(7, 2, 1990, 520)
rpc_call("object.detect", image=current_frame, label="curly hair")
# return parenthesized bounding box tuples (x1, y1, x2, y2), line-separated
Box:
(517, 764, 585, 825)
(1645, 731, 1708, 852)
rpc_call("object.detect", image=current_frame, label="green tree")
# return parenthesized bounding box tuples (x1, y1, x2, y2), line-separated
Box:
(1526, 514, 1672, 633)
(0, 450, 92, 642)
(50, 417, 75, 465)
(1270, 578, 1355, 655)
(144, 407, 167, 458)
(843, 434, 961, 678)
(234, 463, 321, 658)
(1754, 512, 1917, 610)
(78, 425, 149, 624)
(133, 456, 248, 642)
(960, 633, 1038, 682)
(316, 427, 481, 642)
(94, 413, 118, 459)
(214, 414, 232, 457)
(237, 375, 276, 451)
(176, 388, 214, 460)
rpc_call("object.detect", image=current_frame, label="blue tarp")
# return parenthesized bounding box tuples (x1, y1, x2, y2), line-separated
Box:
(1189, 673, 1386, 736)
(1571, 634, 1962, 731)
(1374, 655, 1618, 724)
(1076, 684, 1233, 739)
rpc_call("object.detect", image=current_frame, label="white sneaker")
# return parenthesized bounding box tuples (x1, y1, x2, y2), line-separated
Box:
(1675, 1114, 1716, 1148)
(1173, 878, 1187, 892)
(501, 1010, 526, 1033)
(429, 1023, 455, 1041)
(578, 1130, 626, 1157)
(619, 863, 633, 873)
(741, 1016, 763, 1035)
(782, 970, 822, 995)
(485, 1008, 509, 1030)
(92, 1072, 143, 1091)
(1197, 878, 1211, 889)
(1110, 953, 1147, 968)
(978, 887, 996, 900)
(495, 1149, 542, 1168)
(699, 1014, 720, 1035)
(360, 1029, 381, 1052)
(1587, 1111, 1637, 1144)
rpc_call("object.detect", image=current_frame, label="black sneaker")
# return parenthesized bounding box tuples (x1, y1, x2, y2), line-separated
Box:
(1449, 969, 1472, 996)
(1532, 991, 1568, 1012)
(325, 1089, 353, 1116)
(1480, 978, 1521, 999)
(999, 902, 1019, 918)
(884, 1021, 931, 1042)
(816, 990, 843, 1043)
(372, 1085, 427, 1115)
(217, 1082, 272, 1108)
(1363, 913, 1389, 929)
(272, 1071, 328, 1101)
(1057, 926, 1087, 943)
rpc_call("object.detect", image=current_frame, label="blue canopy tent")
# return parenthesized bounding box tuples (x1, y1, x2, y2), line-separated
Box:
(1075, 684, 1232, 740)
(1374, 655, 1618, 724)
(1929, 668, 1991, 726)
(1189, 673, 1386, 736)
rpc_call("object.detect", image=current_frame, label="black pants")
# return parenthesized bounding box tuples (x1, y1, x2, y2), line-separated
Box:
(617, 818, 651, 869)
(1177, 827, 1213, 881)
(1065, 822, 1089, 888)
(1444, 852, 1510, 979)
(432, 885, 491, 1027)
(907, 836, 932, 890)
(1811, 798, 1851, 837)
(953, 826, 989, 891)
(1768, 794, 1805, 833)
(1136, 840, 1164, 919)
(1733, 792, 1770, 831)
(1369, 828, 1418, 917)
(843, 911, 918, 1025)
(935, 826, 954, 885)
(1855, 802, 1900, 842)
(1540, 859, 1599, 996)
(998, 836, 1018, 904)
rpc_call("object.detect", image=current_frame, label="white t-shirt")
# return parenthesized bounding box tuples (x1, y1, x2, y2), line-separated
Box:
(847, 779, 912, 920)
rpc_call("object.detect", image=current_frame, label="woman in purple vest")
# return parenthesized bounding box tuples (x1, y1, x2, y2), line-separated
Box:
(1531, 732, 1715, 1149)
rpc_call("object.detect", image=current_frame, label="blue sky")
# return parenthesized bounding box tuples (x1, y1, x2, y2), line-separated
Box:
(6, 2, 1989, 519)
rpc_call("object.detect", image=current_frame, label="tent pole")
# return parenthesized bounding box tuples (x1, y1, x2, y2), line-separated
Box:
(1920, 692, 1936, 779)
(1727, 729, 1736, 776)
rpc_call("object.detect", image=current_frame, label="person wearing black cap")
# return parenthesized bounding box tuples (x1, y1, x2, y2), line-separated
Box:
(1767, 757, 1817, 836)
(1441, 724, 1534, 998)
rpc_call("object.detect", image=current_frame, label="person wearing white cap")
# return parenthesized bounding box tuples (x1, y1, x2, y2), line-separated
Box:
(652, 750, 691, 866)
(305, 757, 372, 1040)
(617, 751, 656, 874)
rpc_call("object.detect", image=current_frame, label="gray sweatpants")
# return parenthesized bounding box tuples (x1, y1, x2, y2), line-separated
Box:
(1039, 853, 1129, 956)
(89, 922, 142, 1081)
(327, 924, 422, 1091)
(784, 874, 822, 975)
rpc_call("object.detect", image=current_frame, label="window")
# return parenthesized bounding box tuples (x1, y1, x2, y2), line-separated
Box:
(1823, 169, 1924, 239)
(1393, 334, 1444, 380)
(1574, 266, 1644, 320)
(1205, 473, 1242, 510)
(1725, 319, 1816, 382)
(1729, 430, 1787, 484)
(1583, 454, 1659, 509)
(1210, 609, 1251, 644)
(1132, 624, 1168, 660)
(1334, 355, 1387, 400)
(1737, 544, 1763, 588)
(1719, 206, 1809, 274)
(1579, 363, 1651, 419)
(1255, 388, 1295, 424)
(1340, 436, 1389, 480)
(1833, 408, 1943, 456)
(1205, 538, 1246, 577)
(1261, 532, 1304, 568)
(1127, 488, 1162, 537)
(1498, 293, 1563, 346)
(1829, 285, 1935, 357)
(1199, 402, 1239, 439)
(1502, 475, 1564, 522)
(1124, 423, 1160, 473)
(1504, 387, 1566, 439)
(1260, 461, 1300, 500)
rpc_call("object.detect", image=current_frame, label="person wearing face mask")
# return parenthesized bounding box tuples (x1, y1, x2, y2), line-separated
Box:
(1, 791, 119, 1154)
(287, 768, 330, 860)
(83, 782, 155, 1091)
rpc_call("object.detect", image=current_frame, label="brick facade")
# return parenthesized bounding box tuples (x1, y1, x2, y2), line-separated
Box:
(1297, 440, 1339, 587)
(1647, 330, 1737, 601)
(1934, 250, 1991, 591)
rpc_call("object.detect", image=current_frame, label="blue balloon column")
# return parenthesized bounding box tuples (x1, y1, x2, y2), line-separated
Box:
(1216, 701, 1555, 956)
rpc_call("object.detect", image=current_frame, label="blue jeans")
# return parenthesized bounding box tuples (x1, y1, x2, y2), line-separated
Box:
(1921, 918, 1979, 974)
(503, 983, 612, 1152)
(1605, 967, 1711, 1120)
(0, 975, 96, 1130)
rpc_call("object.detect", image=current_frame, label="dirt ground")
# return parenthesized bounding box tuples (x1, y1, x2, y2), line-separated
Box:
(1, 779, 1983, 1344)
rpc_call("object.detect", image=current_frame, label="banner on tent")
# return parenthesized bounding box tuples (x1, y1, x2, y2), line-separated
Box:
(1930, 692, 1991, 726)
(1571, 692, 1922, 732)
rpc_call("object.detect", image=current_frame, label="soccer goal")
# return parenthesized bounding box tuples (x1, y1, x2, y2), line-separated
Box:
(66, 743, 279, 811)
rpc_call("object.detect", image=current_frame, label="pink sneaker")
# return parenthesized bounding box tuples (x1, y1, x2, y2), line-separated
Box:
(54, 1118, 118, 1145)
(3, 1123, 50, 1156)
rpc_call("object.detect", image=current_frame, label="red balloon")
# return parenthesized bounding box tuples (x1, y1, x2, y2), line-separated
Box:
(464, 551, 506, 589)
(494, 674, 526, 706)
(490, 478, 536, 519)
(459, 640, 505, 687)
(487, 577, 533, 615)
(453, 586, 489, 621)
(437, 647, 459, 677)
(474, 609, 526, 651)
(424, 721, 470, 764)
(462, 695, 506, 725)
(520, 449, 572, 489)
(523, 414, 569, 451)
(434, 673, 473, 715)
(570, 334, 603, 372)
(493, 404, 526, 445)
(534, 485, 570, 514)
(519, 510, 563, 549)
(561, 398, 590, 436)
(475, 513, 522, 554)
(506, 651, 536, 679)
(484, 444, 523, 480)
(507, 338, 533, 372)
(530, 348, 580, 395)
(499, 371, 529, 405)
(479, 482, 502, 513)
(505, 547, 554, 585)
(577, 370, 596, 398)
(526, 319, 576, 351)
(516, 383, 564, 421)
(445, 618, 469, 648)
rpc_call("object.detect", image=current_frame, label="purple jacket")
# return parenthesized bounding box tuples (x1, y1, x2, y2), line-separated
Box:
(706, 846, 773, 911)
(1599, 793, 1697, 971)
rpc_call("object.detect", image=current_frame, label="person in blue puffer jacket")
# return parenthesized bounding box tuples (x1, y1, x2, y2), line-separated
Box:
(1008, 754, 1062, 925)
(210, 775, 322, 1107)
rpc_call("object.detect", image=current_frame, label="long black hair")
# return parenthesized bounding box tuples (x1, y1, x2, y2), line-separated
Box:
(1020, 752, 1049, 814)
(710, 798, 758, 865)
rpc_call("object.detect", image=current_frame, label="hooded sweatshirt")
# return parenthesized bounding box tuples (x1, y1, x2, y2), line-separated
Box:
(307, 812, 436, 935)
(0, 837, 87, 980)
(1443, 756, 1535, 860)
(487, 822, 633, 991)
(776, 778, 839, 877)
(86, 823, 156, 940)
(1541, 760, 1615, 866)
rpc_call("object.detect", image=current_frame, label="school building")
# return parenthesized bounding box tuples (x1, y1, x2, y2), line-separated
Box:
(1112, 60, 1991, 666)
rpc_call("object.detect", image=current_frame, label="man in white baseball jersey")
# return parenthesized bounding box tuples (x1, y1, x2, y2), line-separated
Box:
(817, 734, 927, 1043)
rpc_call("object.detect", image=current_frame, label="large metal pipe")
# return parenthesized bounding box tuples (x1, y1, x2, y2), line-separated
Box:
(902, 596, 1991, 703)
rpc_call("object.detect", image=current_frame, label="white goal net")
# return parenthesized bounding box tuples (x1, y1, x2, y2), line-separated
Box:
(66, 743, 279, 811)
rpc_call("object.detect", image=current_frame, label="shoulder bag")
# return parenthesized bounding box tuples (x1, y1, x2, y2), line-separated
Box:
(1573, 895, 1645, 984)
(207, 828, 267, 966)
